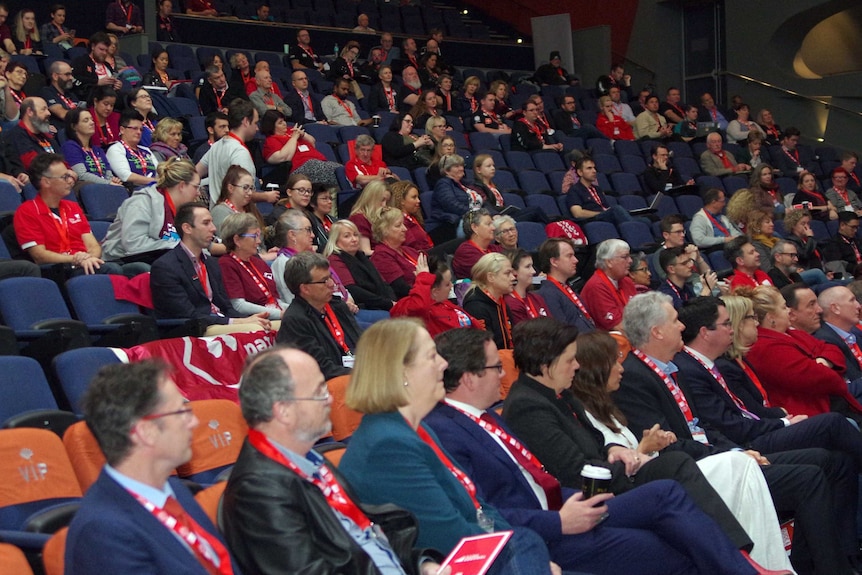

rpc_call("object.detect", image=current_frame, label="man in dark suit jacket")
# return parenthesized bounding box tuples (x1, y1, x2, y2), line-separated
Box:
(769, 128, 817, 177)
(616, 292, 858, 574)
(550, 94, 606, 141)
(66, 361, 244, 574)
(150, 202, 271, 333)
(427, 327, 766, 575)
(223, 346, 441, 575)
(534, 238, 596, 333)
(276, 252, 361, 380)
(815, 285, 862, 385)
(283, 70, 327, 125)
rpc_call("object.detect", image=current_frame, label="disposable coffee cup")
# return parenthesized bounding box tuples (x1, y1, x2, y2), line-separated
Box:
(372, 115, 381, 128)
(581, 464, 612, 499)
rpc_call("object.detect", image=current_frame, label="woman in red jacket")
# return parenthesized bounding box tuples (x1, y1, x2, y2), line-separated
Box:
(390, 258, 479, 337)
(744, 285, 862, 421)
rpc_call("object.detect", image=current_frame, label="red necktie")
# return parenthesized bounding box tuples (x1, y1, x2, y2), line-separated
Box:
(162, 497, 233, 575)
(480, 412, 563, 511)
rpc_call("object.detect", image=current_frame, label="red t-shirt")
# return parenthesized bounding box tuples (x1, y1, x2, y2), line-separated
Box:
(263, 132, 327, 167)
(729, 269, 773, 290)
(14, 196, 92, 254)
(345, 157, 387, 187)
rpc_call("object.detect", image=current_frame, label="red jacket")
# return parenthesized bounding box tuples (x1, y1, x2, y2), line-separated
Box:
(390, 272, 480, 337)
(746, 327, 862, 417)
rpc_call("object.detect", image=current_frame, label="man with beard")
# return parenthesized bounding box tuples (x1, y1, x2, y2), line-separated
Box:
(9, 97, 56, 170)
(71, 32, 122, 101)
(767, 240, 803, 289)
(399, 66, 422, 112)
(42, 61, 80, 131)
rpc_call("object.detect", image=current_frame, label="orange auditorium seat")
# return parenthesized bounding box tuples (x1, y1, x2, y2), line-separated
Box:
(42, 527, 68, 575)
(327, 375, 363, 441)
(62, 421, 106, 493)
(194, 482, 227, 527)
(498, 348, 519, 400)
(0, 542, 34, 575)
(177, 400, 248, 484)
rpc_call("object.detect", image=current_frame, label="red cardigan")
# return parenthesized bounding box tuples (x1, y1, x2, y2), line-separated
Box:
(390, 271, 480, 337)
(746, 327, 862, 417)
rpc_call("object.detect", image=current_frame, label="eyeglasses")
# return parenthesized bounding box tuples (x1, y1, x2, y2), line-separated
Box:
(709, 320, 733, 330)
(44, 173, 76, 183)
(480, 363, 504, 374)
(232, 184, 255, 191)
(136, 93, 152, 100)
(676, 258, 695, 266)
(632, 267, 649, 273)
(121, 125, 143, 131)
(305, 275, 335, 285)
(496, 227, 517, 235)
(777, 252, 799, 258)
(240, 232, 261, 239)
(288, 389, 331, 401)
(291, 187, 313, 195)
(141, 406, 194, 421)
(292, 226, 314, 235)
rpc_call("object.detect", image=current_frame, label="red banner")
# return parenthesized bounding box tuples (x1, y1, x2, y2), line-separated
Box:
(122, 331, 277, 402)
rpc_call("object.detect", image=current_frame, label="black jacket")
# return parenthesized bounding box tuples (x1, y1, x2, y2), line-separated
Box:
(223, 439, 435, 575)
(276, 296, 360, 380)
(329, 251, 396, 311)
(462, 288, 512, 350)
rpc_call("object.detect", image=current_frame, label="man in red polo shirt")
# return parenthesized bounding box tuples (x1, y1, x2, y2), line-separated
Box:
(344, 134, 395, 188)
(14, 153, 121, 275)
(726, 235, 772, 290)
(580, 238, 637, 330)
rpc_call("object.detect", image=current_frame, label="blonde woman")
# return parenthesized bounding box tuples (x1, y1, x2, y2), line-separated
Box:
(149, 117, 189, 162)
(462, 252, 515, 349)
(349, 180, 391, 255)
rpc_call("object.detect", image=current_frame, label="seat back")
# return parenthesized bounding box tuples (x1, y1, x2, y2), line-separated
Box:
(514, 221, 547, 252)
(0, 542, 34, 575)
(62, 421, 105, 493)
(42, 526, 67, 575)
(176, 400, 248, 483)
(0, 278, 72, 330)
(65, 275, 140, 324)
(53, 348, 122, 415)
(327, 375, 363, 441)
(0, 356, 59, 423)
(193, 482, 226, 527)
(320, 443, 348, 467)
(0, 428, 82, 530)
(498, 348, 518, 400)
(583, 221, 619, 243)
(531, 151, 565, 174)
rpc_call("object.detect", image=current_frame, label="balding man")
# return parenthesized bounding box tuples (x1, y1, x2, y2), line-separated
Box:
(372, 32, 400, 65)
(282, 70, 324, 125)
(700, 132, 750, 176)
(222, 346, 444, 575)
(42, 60, 80, 130)
(815, 285, 862, 384)
(248, 69, 290, 118)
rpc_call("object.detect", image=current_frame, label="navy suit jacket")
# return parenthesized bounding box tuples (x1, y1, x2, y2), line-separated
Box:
(814, 324, 862, 382)
(150, 244, 242, 325)
(424, 402, 572, 544)
(339, 411, 508, 553)
(674, 351, 785, 446)
(714, 357, 788, 419)
(66, 471, 242, 575)
(535, 279, 595, 333)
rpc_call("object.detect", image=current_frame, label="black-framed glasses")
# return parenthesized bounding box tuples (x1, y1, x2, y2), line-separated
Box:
(305, 275, 335, 285)
(632, 266, 649, 273)
(708, 320, 733, 330)
(44, 173, 76, 183)
(480, 363, 504, 374)
(141, 406, 194, 421)
(291, 187, 313, 195)
(777, 252, 799, 258)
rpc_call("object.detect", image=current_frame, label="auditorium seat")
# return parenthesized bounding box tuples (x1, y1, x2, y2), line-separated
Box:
(327, 375, 363, 441)
(176, 400, 249, 485)
(193, 482, 227, 527)
(514, 221, 547, 251)
(62, 421, 106, 493)
(0, 542, 34, 575)
(53, 347, 122, 416)
(42, 527, 67, 575)
(0, 356, 76, 437)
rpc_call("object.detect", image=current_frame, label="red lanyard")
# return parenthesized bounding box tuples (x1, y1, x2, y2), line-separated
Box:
(230, 254, 275, 305)
(510, 290, 542, 319)
(223, 199, 238, 213)
(485, 183, 504, 206)
(212, 88, 226, 110)
(53, 22, 66, 36)
(782, 147, 800, 165)
(384, 87, 395, 111)
(118, 1, 133, 24)
(518, 118, 544, 144)
(346, 61, 354, 78)
(9, 89, 25, 106)
(682, 348, 759, 419)
(96, 117, 115, 144)
(547, 276, 593, 322)
(467, 240, 492, 257)
(468, 96, 477, 113)
(484, 290, 513, 349)
(668, 102, 684, 118)
(226, 132, 248, 150)
(83, 147, 105, 178)
(333, 96, 354, 119)
(24, 36, 31, 50)
(247, 429, 372, 529)
(844, 234, 862, 263)
(704, 210, 730, 236)
(456, 181, 483, 205)
(122, 141, 150, 174)
(296, 89, 313, 114)
(836, 187, 851, 206)
(143, 118, 155, 132)
(665, 279, 685, 303)
(47, 203, 72, 254)
(847, 340, 862, 368)
(443, 90, 451, 110)
(631, 349, 708, 444)
(298, 44, 316, 60)
(126, 491, 233, 575)
(714, 151, 733, 169)
(737, 358, 771, 407)
(765, 125, 779, 139)
(323, 304, 351, 354)
(586, 185, 606, 210)
(55, 90, 77, 110)
(404, 213, 432, 246)
(710, 108, 718, 122)
(197, 258, 210, 297)
(414, 423, 480, 510)
(399, 247, 418, 267)
(596, 269, 629, 309)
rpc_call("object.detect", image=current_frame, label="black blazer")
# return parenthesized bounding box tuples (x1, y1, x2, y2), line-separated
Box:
(329, 251, 396, 310)
(283, 90, 327, 125)
(614, 352, 731, 458)
(814, 324, 862, 382)
(150, 245, 241, 325)
(502, 372, 630, 491)
(714, 357, 789, 420)
(366, 83, 398, 115)
(462, 289, 512, 350)
(276, 296, 360, 380)
(223, 439, 430, 575)
(674, 351, 785, 447)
